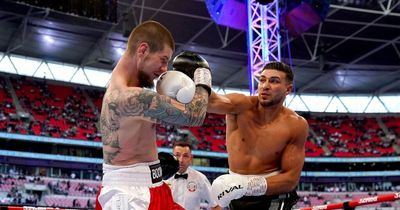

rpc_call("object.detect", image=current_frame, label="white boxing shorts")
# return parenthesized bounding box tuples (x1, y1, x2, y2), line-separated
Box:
(96, 161, 184, 210)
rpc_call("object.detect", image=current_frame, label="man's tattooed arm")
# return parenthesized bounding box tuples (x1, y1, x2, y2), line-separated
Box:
(119, 87, 209, 126)
(100, 87, 208, 164)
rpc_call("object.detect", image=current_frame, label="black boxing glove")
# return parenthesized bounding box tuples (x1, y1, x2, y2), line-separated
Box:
(172, 51, 212, 95)
(158, 152, 179, 180)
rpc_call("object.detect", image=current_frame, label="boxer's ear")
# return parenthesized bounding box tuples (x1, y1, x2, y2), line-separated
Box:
(137, 42, 150, 56)
(285, 83, 292, 95)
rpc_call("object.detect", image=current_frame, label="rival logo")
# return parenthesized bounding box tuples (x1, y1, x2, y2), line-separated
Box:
(218, 185, 243, 200)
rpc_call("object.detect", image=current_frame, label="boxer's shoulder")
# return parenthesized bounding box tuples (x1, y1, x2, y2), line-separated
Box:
(283, 108, 308, 127)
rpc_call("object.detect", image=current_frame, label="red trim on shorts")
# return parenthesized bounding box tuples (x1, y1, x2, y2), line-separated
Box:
(148, 183, 185, 210)
(95, 186, 102, 210)
(95, 183, 183, 210)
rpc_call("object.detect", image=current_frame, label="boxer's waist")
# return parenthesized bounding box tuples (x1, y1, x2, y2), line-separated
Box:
(238, 190, 297, 201)
(102, 160, 163, 187)
(228, 169, 281, 178)
(230, 190, 299, 210)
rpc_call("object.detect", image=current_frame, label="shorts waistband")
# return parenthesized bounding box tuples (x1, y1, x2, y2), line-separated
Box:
(102, 160, 163, 187)
(228, 170, 281, 178)
(237, 190, 298, 201)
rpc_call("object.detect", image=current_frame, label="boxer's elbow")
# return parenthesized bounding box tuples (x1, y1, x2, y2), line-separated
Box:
(273, 181, 297, 195)
(267, 173, 300, 195)
(272, 176, 299, 193)
(287, 181, 298, 191)
(285, 178, 300, 192)
(169, 111, 206, 126)
(281, 170, 301, 191)
(186, 111, 206, 126)
(184, 95, 208, 126)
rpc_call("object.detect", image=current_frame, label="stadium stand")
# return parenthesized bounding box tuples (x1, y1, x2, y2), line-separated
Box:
(0, 75, 399, 157)
(0, 74, 399, 209)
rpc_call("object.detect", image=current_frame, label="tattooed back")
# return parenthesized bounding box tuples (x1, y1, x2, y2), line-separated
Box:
(100, 87, 159, 166)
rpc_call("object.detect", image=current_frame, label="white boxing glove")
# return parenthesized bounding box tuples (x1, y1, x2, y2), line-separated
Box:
(156, 71, 196, 104)
(211, 174, 267, 207)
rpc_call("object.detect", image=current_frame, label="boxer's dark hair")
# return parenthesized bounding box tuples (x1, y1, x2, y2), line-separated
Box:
(127, 20, 175, 55)
(262, 61, 294, 83)
(172, 141, 193, 151)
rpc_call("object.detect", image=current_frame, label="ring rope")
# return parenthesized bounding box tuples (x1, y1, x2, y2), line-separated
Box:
(298, 192, 400, 210)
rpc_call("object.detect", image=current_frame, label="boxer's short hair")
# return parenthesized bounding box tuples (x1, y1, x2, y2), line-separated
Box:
(262, 61, 294, 83)
(127, 20, 175, 54)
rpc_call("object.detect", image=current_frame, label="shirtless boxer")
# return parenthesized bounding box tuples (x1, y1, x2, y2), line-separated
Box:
(97, 21, 212, 210)
(208, 61, 309, 210)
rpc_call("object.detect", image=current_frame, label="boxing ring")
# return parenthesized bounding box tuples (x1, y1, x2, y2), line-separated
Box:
(1, 192, 398, 210)
(0, 207, 84, 210)
(298, 192, 400, 210)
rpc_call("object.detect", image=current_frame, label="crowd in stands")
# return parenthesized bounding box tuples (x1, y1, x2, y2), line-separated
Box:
(0, 170, 42, 206)
(299, 182, 398, 193)
(47, 179, 98, 197)
(307, 115, 398, 157)
(0, 77, 19, 134)
(10, 77, 100, 141)
(1, 75, 400, 208)
(0, 75, 399, 157)
(1, 167, 399, 209)
(188, 114, 227, 152)
(294, 181, 400, 208)
(0, 167, 97, 208)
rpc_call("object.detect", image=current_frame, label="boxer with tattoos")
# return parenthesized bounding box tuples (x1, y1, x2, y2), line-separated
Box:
(96, 21, 211, 210)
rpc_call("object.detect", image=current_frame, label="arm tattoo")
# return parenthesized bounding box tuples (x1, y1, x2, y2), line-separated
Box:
(142, 87, 209, 126)
(109, 87, 208, 126)
(100, 87, 208, 163)
(100, 91, 122, 164)
(104, 150, 119, 164)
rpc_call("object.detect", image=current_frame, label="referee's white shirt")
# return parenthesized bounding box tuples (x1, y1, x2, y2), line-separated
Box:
(166, 167, 218, 210)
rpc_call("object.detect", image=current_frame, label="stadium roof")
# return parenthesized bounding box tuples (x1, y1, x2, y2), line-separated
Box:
(0, 0, 399, 94)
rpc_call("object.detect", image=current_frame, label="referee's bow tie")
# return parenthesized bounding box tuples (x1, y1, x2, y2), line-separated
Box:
(174, 173, 188, 179)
